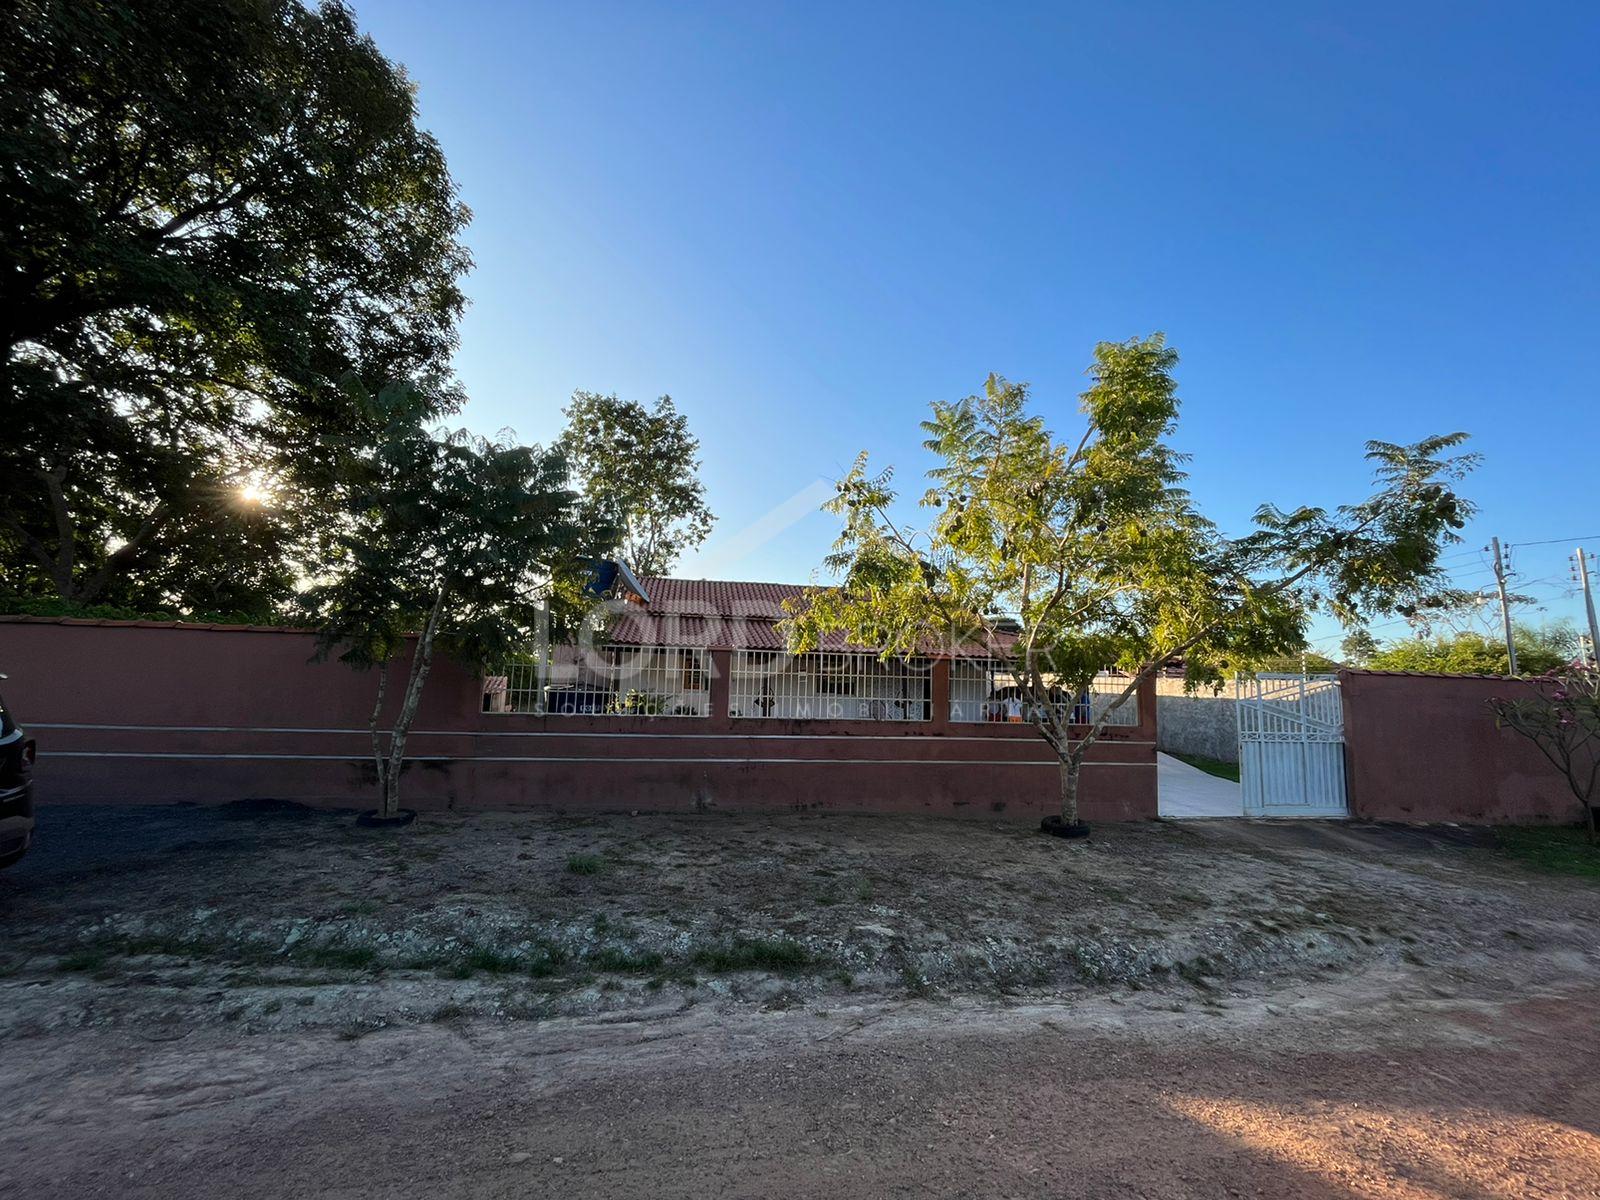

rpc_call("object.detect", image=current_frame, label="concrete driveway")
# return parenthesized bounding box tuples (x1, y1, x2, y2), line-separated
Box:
(1157, 751, 1243, 818)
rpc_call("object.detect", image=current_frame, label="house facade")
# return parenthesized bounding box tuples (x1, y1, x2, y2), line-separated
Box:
(0, 575, 1159, 821)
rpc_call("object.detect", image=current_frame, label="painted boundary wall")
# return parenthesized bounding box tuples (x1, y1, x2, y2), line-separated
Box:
(1153, 677, 1238, 764)
(0, 618, 1159, 821)
(1340, 669, 1583, 825)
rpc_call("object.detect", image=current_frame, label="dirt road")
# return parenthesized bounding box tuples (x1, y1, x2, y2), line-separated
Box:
(4, 970, 1598, 1198)
(2, 806, 1598, 1197)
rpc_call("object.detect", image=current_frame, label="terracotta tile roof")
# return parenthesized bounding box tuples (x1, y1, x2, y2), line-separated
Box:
(607, 576, 1010, 657)
(639, 577, 811, 610)
(606, 576, 828, 650)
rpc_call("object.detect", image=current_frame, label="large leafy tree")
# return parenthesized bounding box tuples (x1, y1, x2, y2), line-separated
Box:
(787, 336, 1477, 827)
(306, 385, 604, 819)
(0, 0, 470, 612)
(559, 391, 714, 575)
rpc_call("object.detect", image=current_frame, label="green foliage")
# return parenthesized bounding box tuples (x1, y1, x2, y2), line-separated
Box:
(565, 853, 605, 875)
(1169, 752, 1241, 783)
(1495, 826, 1600, 879)
(1, 0, 470, 612)
(1366, 623, 1578, 676)
(589, 947, 665, 972)
(787, 335, 1476, 820)
(305, 383, 595, 676)
(1340, 628, 1379, 666)
(560, 391, 714, 575)
(0, 593, 293, 626)
(1251, 652, 1344, 674)
(303, 382, 603, 815)
(1488, 668, 1599, 841)
(608, 689, 676, 716)
(690, 936, 818, 974)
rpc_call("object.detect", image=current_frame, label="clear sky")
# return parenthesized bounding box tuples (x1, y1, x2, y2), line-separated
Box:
(356, 1, 1599, 653)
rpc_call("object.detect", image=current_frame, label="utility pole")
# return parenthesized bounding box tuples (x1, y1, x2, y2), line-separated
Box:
(1490, 537, 1519, 674)
(1575, 547, 1600, 670)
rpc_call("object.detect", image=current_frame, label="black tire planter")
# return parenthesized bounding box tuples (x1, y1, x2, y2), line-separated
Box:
(356, 808, 417, 829)
(1039, 815, 1091, 839)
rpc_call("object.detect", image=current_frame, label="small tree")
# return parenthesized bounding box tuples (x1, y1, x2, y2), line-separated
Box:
(560, 391, 714, 575)
(307, 385, 597, 818)
(1340, 628, 1379, 666)
(787, 335, 1477, 828)
(1489, 670, 1600, 842)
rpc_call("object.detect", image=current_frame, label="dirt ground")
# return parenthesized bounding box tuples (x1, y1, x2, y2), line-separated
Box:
(3, 804, 1599, 1198)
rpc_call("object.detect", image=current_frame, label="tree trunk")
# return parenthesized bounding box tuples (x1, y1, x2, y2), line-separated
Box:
(367, 661, 390, 809)
(36, 466, 76, 599)
(1059, 750, 1083, 824)
(380, 587, 449, 817)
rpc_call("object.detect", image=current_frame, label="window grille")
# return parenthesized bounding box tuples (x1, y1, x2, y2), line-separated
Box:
(730, 651, 931, 721)
(948, 660, 1137, 726)
(486, 646, 711, 717)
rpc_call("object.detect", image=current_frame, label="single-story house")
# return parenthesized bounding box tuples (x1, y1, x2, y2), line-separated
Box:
(0, 573, 1160, 820)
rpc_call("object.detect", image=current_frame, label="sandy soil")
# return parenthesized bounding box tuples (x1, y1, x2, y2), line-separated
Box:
(2, 805, 1598, 1197)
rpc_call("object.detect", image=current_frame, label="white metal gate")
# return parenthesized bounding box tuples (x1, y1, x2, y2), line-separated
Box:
(1236, 673, 1348, 818)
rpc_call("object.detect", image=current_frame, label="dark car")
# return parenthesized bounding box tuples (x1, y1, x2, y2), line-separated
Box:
(0, 678, 36, 869)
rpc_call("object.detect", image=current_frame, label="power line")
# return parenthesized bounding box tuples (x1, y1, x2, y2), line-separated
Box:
(1506, 534, 1600, 549)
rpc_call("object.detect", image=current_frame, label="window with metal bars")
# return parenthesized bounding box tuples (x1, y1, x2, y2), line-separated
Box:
(483, 646, 712, 717)
(729, 651, 931, 721)
(948, 660, 1138, 726)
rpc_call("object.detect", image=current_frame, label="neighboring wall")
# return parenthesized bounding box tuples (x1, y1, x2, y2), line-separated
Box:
(0, 618, 1159, 822)
(1154, 677, 1237, 763)
(1340, 670, 1581, 825)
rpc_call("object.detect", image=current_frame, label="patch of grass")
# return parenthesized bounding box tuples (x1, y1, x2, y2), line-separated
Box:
(428, 940, 571, 980)
(899, 961, 934, 996)
(691, 936, 817, 975)
(525, 946, 569, 978)
(58, 948, 110, 973)
(123, 933, 235, 961)
(1496, 826, 1600, 880)
(460, 945, 524, 975)
(566, 853, 605, 876)
(340, 900, 380, 916)
(298, 944, 379, 971)
(1169, 752, 1241, 783)
(590, 946, 665, 973)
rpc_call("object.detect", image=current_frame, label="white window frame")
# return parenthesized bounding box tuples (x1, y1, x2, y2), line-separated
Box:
(730, 651, 931, 721)
(948, 660, 1138, 726)
(486, 645, 712, 717)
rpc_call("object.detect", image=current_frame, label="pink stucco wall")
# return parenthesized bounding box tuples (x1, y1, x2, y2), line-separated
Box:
(1340, 669, 1584, 825)
(0, 618, 1159, 821)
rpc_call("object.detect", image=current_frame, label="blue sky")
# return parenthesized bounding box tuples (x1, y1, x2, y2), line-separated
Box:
(358, 1, 1599, 652)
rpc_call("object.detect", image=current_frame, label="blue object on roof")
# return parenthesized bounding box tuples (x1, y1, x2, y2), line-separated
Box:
(582, 559, 650, 602)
